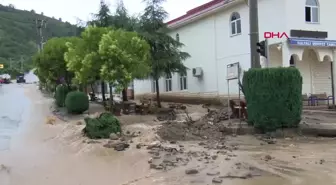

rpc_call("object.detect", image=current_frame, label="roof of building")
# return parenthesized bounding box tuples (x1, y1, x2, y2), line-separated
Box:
(167, 0, 239, 29)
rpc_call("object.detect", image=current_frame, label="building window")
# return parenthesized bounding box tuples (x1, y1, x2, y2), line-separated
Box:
(152, 80, 156, 93)
(165, 74, 172, 92)
(230, 12, 241, 35)
(179, 73, 187, 90)
(305, 0, 319, 23)
(176, 33, 179, 42)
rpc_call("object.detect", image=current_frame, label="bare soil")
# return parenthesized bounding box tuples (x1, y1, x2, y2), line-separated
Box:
(2, 85, 336, 185)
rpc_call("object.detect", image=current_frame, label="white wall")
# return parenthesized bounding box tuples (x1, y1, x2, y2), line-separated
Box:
(258, 0, 287, 45)
(284, 0, 336, 39)
(134, 0, 335, 96)
(135, 15, 218, 95)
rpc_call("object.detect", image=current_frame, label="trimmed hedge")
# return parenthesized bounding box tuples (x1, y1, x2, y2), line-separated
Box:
(83, 112, 121, 139)
(65, 91, 89, 114)
(55, 84, 69, 107)
(242, 67, 303, 132)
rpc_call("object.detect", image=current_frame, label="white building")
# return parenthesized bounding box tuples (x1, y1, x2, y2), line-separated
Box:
(134, 0, 336, 99)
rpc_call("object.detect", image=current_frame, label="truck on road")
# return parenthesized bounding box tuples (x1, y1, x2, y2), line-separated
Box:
(16, 74, 26, 83)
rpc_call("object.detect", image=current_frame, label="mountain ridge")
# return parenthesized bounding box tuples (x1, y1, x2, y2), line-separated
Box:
(0, 4, 81, 73)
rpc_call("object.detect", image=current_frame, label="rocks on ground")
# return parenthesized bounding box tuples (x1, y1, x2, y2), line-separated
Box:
(103, 140, 130, 151)
(102, 130, 142, 151)
(155, 105, 246, 142)
(141, 138, 269, 184)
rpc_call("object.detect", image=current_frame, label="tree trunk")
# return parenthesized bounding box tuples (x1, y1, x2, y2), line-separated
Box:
(64, 71, 71, 88)
(83, 84, 87, 93)
(101, 81, 106, 106)
(90, 83, 95, 95)
(109, 83, 113, 112)
(155, 79, 161, 108)
(122, 88, 128, 101)
(79, 84, 85, 92)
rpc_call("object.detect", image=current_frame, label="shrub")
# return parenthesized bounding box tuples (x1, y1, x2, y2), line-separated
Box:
(83, 112, 121, 139)
(242, 67, 302, 132)
(55, 84, 78, 107)
(55, 84, 69, 107)
(69, 84, 78, 91)
(65, 91, 89, 114)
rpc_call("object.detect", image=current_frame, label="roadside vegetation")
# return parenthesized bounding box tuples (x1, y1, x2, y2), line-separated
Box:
(34, 0, 303, 138)
(34, 0, 189, 138)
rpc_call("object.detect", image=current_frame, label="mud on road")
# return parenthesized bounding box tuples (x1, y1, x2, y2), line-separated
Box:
(1, 84, 336, 185)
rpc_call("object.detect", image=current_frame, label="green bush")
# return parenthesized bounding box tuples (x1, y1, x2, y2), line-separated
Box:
(69, 84, 78, 91)
(83, 112, 121, 139)
(55, 84, 69, 107)
(65, 91, 89, 114)
(242, 67, 302, 132)
(55, 84, 78, 107)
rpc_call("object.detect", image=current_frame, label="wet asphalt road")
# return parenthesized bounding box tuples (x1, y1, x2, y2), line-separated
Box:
(0, 83, 30, 151)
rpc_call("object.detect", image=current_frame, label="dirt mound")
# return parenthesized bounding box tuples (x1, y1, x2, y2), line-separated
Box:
(157, 109, 234, 141)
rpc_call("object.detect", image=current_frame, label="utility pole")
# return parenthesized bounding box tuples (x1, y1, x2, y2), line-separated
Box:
(249, 0, 261, 68)
(9, 58, 12, 69)
(35, 19, 47, 52)
(265, 39, 270, 67)
(20, 56, 24, 72)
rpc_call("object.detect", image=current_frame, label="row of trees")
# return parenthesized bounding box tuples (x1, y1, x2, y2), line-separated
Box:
(34, 0, 190, 108)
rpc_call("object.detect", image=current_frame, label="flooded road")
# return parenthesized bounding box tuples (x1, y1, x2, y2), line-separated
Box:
(0, 84, 336, 185)
(0, 84, 151, 185)
(0, 84, 29, 151)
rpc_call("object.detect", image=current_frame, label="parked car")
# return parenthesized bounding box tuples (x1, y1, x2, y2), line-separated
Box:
(3, 78, 11, 84)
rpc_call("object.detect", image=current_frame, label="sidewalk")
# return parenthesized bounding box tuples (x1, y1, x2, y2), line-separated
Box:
(303, 109, 336, 115)
(226, 120, 336, 137)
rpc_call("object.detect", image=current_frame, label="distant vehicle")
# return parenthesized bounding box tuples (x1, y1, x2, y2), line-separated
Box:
(2, 78, 11, 84)
(16, 74, 26, 83)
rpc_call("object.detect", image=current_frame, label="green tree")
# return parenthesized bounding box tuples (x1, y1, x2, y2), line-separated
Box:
(33, 37, 76, 90)
(99, 29, 151, 109)
(138, 0, 190, 107)
(0, 58, 23, 79)
(109, 0, 140, 101)
(65, 26, 110, 98)
(110, 0, 139, 32)
(87, 0, 112, 103)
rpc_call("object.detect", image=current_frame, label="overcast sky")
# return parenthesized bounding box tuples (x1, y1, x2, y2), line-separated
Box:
(0, 0, 209, 24)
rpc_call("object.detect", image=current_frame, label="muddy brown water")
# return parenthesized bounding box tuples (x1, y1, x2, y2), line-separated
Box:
(1, 84, 336, 185)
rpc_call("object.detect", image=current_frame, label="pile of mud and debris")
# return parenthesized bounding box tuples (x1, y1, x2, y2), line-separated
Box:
(156, 107, 239, 141)
(142, 140, 274, 183)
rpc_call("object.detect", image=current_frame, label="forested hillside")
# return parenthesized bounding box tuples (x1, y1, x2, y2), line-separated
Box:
(0, 4, 82, 75)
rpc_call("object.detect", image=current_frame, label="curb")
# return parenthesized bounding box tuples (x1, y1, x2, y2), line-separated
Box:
(229, 123, 336, 137)
(303, 110, 336, 115)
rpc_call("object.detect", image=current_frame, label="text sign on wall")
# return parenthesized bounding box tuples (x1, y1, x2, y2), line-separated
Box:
(289, 38, 336, 47)
(227, 62, 239, 80)
(264, 32, 289, 39)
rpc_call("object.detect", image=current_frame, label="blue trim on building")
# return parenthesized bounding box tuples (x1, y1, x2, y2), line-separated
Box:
(288, 38, 336, 47)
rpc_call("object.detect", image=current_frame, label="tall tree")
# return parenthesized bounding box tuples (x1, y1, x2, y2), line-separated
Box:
(139, 0, 190, 107)
(110, 0, 139, 31)
(109, 0, 140, 101)
(88, 0, 112, 104)
(65, 26, 110, 95)
(33, 37, 77, 91)
(99, 29, 151, 110)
